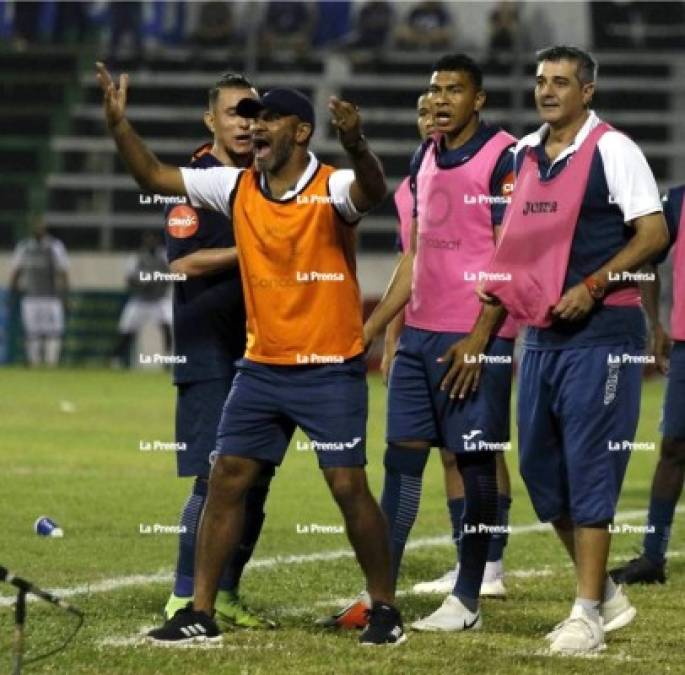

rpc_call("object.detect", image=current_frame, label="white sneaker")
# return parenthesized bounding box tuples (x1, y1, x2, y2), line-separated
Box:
(411, 594, 482, 632)
(546, 585, 636, 641)
(480, 576, 507, 598)
(548, 605, 606, 654)
(601, 584, 636, 633)
(412, 566, 458, 595)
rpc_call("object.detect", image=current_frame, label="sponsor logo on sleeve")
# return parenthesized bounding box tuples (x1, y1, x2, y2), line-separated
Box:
(166, 204, 199, 238)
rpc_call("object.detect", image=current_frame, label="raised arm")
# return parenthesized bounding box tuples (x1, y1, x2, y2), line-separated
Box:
(328, 96, 386, 211)
(96, 62, 186, 196)
(169, 248, 239, 278)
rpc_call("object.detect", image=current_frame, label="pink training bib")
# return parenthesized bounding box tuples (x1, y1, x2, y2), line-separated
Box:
(483, 122, 639, 328)
(671, 201, 685, 340)
(406, 130, 518, 337)
(394, 176, 412, 254)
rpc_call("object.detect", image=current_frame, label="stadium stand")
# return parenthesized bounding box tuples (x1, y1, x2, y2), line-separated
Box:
(0, 48, 81, 248)
(0, 2, 684, 367)
(36, 47, 685, 254)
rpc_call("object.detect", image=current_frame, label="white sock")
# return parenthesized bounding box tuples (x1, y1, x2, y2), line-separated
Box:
(44, 337, 62, 365)
(483, 559, 503, 582)
(574, 598, 601, 623)
(26, 337, 42, 365)
(603, 574, 618, 602)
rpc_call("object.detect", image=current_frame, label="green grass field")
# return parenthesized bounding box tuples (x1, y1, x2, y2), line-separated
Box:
(1, 368, 683, 674)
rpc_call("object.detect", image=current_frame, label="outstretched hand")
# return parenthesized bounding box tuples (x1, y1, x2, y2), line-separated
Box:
(328, 96, 362, 147)
(96, 61, 128, 130)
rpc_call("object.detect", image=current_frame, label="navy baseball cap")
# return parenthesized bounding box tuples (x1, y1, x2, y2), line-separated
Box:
(236, 88, 315, 129)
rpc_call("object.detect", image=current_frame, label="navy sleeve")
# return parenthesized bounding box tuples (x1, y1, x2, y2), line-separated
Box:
(488, 143, 515, 227)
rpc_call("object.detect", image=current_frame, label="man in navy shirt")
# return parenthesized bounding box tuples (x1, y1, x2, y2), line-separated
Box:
(162, 73, 274, 629)
(611, 185, 685, 585)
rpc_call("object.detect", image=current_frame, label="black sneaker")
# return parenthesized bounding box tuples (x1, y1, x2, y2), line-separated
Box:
(147, 602, 222, 646)
(359, 601, 406, 646)
(610, 555, 666, 585)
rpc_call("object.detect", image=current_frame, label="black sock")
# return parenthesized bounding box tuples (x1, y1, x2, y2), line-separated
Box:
(380, 443, 430, 584)
(453, 452, 497, 610)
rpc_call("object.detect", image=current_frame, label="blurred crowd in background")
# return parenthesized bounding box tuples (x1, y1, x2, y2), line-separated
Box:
(2, 1, 684, 62)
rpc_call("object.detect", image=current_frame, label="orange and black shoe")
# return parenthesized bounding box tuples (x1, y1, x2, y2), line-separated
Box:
(316, 591, 371, 629)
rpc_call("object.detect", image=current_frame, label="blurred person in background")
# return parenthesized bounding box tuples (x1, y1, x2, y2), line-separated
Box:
(11, 0, 42, 48)
(260, 1, 316, 61)
(112, 231, 172, 367)
(487, 1, 530, 69)
(8, 218, 70, 367)
(395, 1, 453, 51)
(109, 1, 143, 60)
(347, 1, 394, 51)
(192, 1, 240, 50)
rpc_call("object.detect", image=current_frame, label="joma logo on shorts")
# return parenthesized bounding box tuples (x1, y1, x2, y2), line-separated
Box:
(522, 200, 558, 215)
(604, 362, 620, 405)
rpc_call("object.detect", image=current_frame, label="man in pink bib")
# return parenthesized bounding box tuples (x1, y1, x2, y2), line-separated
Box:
(460, 46, 668, 654)
(325, 53, 518, 634)
(611, 184, 685, 585)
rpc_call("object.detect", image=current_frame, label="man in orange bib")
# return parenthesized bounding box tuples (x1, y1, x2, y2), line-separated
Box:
(96, 62, 405, 647)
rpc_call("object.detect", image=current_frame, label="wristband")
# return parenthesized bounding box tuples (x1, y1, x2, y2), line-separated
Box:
(342, 134, 368, 156)
(583, 274, 606, 300)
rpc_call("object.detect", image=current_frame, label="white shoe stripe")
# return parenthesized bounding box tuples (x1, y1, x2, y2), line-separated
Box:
(180, 627, 191, 637)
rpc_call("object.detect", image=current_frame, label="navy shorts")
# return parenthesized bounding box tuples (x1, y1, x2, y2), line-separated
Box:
(387, 326, 514, 452)
(518, 342, 643, 525)
(215, 357, 368, 468)
(663, 341, 685, 440)
(176, 375, 234, 477)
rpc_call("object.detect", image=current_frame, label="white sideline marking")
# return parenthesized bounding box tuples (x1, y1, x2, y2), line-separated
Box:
(97, 634, 277, 651)
(1, 506, 682, 609)
(520, 648, 649, 663)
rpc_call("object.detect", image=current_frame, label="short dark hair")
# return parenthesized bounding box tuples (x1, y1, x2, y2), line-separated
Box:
(535, 45, 598, 85)
(432, 53, 483, 89)
(208, 73, 255, 108)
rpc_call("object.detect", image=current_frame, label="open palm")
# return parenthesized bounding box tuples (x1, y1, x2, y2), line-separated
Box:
(96, 61, 128, 129)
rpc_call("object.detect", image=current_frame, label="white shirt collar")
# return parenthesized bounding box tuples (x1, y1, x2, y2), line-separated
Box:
(259, 151, 319, 200)
(519, 110, 602, 167)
